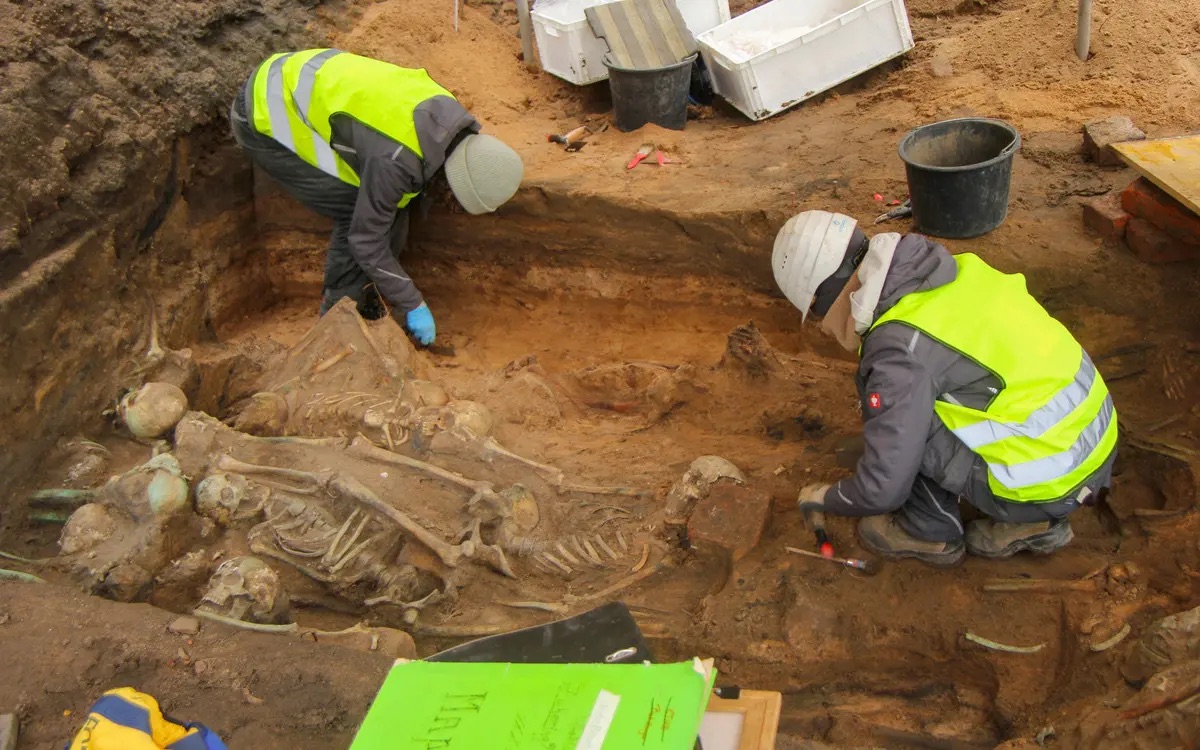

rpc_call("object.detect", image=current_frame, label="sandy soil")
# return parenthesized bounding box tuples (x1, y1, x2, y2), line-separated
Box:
(2, 0, 1200, 747)
(0, 582, 391, 749)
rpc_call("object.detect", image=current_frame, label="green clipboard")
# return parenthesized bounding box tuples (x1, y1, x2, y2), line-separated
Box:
(350, 658, 717, 749)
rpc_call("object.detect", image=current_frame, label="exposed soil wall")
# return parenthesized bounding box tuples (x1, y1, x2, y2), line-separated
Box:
(0, 0, 352, 497)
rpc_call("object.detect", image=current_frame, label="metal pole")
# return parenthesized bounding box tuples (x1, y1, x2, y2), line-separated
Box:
(516, 0, 537, 71)
(1075, 0, 1092, 61)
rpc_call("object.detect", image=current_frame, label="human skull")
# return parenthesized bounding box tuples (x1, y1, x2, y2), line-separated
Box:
(439, 400, 494, 438)
(118, 382, 189, 439)
(231, 392, 289, 436)
(195, 472, 256, 526)
(197, 556, 290, 624)
(59, 503, 118, 554)
(664, 455, 745, 523)
(100, 453, 190, 521)
(401, 380, 449, 409)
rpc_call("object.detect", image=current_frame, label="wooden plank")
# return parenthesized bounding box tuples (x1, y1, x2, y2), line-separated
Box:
(586, 0, 697, 70)
(1113, 134, 1200, 217)
(515, 0, 536, 71)
(699, 690, 782, 750)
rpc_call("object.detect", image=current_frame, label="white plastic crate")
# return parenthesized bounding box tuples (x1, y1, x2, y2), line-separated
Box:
(696, 0, 914, 121)
(676, 0, 732, 37)
(532, 0, 731, 86)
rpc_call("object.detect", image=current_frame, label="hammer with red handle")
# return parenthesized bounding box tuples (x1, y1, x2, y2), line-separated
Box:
(806, 510, 835, 559)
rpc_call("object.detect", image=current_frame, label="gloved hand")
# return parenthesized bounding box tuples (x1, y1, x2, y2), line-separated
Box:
(797, 483, 831, 513)
(405, 302, 436, 345)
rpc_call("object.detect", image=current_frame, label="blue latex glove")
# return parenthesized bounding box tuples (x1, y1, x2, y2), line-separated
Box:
(405, 302, 436, 345)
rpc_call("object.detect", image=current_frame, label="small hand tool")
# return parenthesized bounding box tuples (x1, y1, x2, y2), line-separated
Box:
(786, 546, 880, 575)
(627, 144, 654, 169)
(874, 197, 912, 224)
(547, 125, 591, 152)
(806, 510, 835, 559)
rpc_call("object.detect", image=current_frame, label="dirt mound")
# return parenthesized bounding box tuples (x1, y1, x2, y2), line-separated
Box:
(902, 0, 1200, 132)
(0, 581, 391, 749)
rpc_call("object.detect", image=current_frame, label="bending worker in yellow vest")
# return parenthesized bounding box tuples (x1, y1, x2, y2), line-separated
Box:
(230, 49, 524, 344)
(777, 211, 1117, 566)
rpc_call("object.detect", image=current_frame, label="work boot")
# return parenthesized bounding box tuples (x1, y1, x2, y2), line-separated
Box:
(857, 514, 965, 568)
(965, 519, 1074, 558)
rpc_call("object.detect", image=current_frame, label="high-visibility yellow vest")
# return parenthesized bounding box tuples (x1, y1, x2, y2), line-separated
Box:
(870, 253, 1117, 502)
(250, 49, 455, 207)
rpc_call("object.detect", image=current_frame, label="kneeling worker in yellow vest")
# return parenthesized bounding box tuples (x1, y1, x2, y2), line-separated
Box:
(777, 211, 1117, 566)
(230, 49, 524, 345)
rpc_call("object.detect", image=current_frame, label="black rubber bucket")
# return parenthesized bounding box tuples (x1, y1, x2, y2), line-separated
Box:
(898, 118, 1022, 239)
(604, 53, 696, 132)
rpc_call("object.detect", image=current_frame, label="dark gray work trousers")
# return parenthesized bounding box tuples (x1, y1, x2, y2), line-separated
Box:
(897, 418, 1116, 543)
(229, 88, 407, 317)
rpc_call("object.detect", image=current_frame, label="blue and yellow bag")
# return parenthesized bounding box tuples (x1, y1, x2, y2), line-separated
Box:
(66, 688, 228, 750)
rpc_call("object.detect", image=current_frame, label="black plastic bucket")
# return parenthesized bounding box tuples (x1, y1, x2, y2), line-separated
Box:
(604, 53, 696, 132)
(898, 118, 1021, 239)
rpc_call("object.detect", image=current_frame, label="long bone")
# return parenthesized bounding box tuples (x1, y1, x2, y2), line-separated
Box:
(348, 437, 502, 503)
(217, 455, 474, 568)
(471, 434, 648, 499)
(359, 414, 644, 501)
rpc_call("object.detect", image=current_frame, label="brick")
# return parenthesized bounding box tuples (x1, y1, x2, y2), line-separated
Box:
(1082, 115, 1146, 166)
(1082, 192, 1130, 241)
(687, 482, 771, 561)
(1125, 218, 1200, 264)
(1121, 178, 1200, 246)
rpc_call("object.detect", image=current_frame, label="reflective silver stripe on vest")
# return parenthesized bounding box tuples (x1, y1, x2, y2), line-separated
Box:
(987, 395, 1114, 490)
(292, 49, 343, 179)
(264, 54, 295, 152)
(953, 351, 1097, 450)
(291, 49, 342, 127)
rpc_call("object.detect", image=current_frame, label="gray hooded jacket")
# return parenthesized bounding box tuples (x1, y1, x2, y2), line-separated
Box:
(238, 76, 480, 313)
(328, 98, 480, 313)
(820, 234, 1016, 515)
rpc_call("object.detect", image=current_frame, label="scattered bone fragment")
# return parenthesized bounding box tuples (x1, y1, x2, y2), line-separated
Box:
(664, 455, 745, 524)
(1123, 604, 1200, 684)
(56, 438, 111, 489)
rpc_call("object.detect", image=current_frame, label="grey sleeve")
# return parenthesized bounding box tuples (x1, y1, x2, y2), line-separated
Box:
(412, 96, 481, 179)
(822, 325, 936, 516)
(346, 155, 424, 314)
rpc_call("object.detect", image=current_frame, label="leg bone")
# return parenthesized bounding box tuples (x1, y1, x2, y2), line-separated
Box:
(220, 455, 471, 569)
(217, 455, 326, 492)
(479, 437, 566, 486)
(349, 437, 502, 504)
(476, 437, 647, 499)
(328, 474, 473, 568)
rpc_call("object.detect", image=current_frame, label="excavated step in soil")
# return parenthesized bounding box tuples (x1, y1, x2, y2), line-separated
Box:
(2, 0, 1200, 747)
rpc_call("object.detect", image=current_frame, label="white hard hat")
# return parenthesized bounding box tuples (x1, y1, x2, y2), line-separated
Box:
(772, 210, 858, 321)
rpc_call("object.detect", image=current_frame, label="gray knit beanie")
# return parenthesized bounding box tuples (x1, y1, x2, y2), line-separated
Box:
(444, 134, 524, 215)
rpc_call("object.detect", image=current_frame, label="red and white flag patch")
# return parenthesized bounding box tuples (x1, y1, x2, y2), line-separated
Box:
(867, 392, 882, 410)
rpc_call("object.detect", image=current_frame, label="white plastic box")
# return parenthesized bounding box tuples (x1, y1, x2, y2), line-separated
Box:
(532, 0, 732, 86)
(696, 0, 915, 121)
